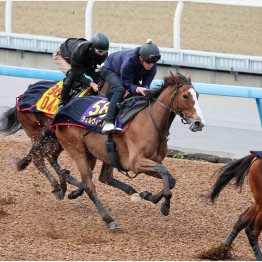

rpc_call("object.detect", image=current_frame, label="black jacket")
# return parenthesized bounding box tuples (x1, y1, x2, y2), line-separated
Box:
(60, 38, 108, 84)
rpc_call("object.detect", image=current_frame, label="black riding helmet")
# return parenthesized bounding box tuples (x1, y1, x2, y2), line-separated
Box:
(90, 32, 109, 51)
(139, 39, 161, 63)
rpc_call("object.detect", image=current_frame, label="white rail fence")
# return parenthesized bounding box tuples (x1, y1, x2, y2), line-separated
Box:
(1, 0, 262, 75)
(1, 64, 262, 126)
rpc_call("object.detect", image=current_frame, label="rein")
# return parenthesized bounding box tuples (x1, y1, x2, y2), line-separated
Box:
(149, 82, 191, 156)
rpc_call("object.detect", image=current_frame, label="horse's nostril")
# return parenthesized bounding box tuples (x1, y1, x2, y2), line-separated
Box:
(195, 121, 203, 127)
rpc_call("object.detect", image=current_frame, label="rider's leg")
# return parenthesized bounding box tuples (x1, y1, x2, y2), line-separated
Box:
(101, 67, 125, 133)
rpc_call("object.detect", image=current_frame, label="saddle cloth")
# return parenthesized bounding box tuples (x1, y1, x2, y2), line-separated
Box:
(16, 80, 149, 133)
(17, 80, 58, 113)
(16, 80, 90, 117)
(250, 150, 262, 158)
(51, 96, 149, 133)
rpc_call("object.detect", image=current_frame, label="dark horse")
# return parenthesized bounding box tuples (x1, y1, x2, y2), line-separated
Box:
(200, 152, 262, 261)
(0, 80, 92, 200)
(52, 72, 205, 229)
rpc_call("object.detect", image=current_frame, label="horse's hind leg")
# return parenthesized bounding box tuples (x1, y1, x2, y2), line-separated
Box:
(245, 196, 262, 259)
(26, 133, 64, 200)
(245, 219, 262, 261)
(224, 205, 256, 246)
(67, 156, 97, 200)
(249, 206, 262, 260)
(99, 163, 137, 195)
(245, 159, 262, 260)
(73, 156, 119, 230)
(199, 204, 256, 260)
(38, 128, 85, 198)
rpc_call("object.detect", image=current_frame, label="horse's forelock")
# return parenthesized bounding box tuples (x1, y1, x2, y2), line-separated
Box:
(163, 75, 175, 88)
(163, 72, 190, 88)
(155, 72, 192, 99)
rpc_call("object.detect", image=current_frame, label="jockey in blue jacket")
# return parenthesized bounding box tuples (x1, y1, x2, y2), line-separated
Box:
(101, 39, 161, 133)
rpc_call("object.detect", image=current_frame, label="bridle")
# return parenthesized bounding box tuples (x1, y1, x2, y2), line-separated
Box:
(148, 81, 193, 154)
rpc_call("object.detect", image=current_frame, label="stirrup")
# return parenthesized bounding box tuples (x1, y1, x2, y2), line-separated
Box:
(102, 123, 123, 134)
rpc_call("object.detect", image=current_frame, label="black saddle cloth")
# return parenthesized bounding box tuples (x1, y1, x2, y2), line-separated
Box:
(51, 95, 149, 133)
(250, 150, 262, 158)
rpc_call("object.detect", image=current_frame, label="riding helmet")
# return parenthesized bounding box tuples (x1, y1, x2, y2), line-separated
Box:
(139, 39, 161, 63)
(90, 32, 109, 51)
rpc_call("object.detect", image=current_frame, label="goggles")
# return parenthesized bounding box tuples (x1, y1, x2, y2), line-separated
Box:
(95, 48, 107, 55)
(143, 54, 161, 64)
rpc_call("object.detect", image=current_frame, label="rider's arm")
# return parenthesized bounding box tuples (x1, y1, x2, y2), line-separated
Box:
(120, 59, 138, 95)
(141, 64, 157, 88)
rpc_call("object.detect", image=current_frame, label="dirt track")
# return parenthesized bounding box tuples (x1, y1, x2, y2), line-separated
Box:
(0, 131, 255, 260)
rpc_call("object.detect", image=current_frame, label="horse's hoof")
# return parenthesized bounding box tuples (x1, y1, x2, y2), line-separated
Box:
(52, 190, 64, 201)
(107, 221, 120, 231)
(130, 193, 142, 203)
(161, 204, 170, 216)
(61, 169, 70, 175)
(68, 189, 84, 200)
(68, 192, 77, 200)
(139, 191, 152, 200)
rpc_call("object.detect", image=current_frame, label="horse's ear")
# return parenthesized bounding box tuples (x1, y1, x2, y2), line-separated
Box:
(170, 71, 180, 82)
(170, 71, 175, 78)
(186, 72, 191, 82)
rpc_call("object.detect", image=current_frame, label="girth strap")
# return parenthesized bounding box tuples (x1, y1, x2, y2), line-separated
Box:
(105, 134, 132, 177)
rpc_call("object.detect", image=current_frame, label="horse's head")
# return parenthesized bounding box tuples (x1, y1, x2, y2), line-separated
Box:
(165, 71, 205, 132)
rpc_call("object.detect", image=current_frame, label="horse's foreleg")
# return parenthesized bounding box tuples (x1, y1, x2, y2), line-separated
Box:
(99, 163, 137, 195)
(133, 160, 176, 215)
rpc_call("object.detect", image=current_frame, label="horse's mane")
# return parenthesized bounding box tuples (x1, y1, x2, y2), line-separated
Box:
(163, 72, 191, 89)
(144, 72, 191, 100)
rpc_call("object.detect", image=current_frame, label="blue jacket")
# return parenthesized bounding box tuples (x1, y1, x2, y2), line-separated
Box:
(103, 47, 157, 94)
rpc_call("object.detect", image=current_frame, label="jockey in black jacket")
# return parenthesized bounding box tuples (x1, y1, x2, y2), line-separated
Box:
(53, 32, 109, 108)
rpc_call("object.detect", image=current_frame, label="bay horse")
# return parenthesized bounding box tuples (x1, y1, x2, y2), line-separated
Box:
(200, 152, 262, 260)
(0, 80, 93, 200)
(53, 72, 205, 229)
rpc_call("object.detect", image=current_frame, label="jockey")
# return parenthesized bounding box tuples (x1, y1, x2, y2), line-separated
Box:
(53, 32, 109, 108)
(101, 39, 161, 133)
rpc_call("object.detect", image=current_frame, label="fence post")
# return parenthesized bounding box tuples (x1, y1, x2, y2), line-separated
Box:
(85, 0, 95, 40)
(173, 0, 184, 50)
(256, 98, 262, 126)
(5, 0, 12, 33)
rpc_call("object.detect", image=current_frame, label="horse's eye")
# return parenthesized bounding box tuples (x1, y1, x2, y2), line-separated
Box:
(183, 94, 188, 99)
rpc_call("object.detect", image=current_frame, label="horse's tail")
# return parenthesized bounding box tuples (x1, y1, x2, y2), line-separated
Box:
(0, 106, 22, 135)
(210, 154, 255, 202)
